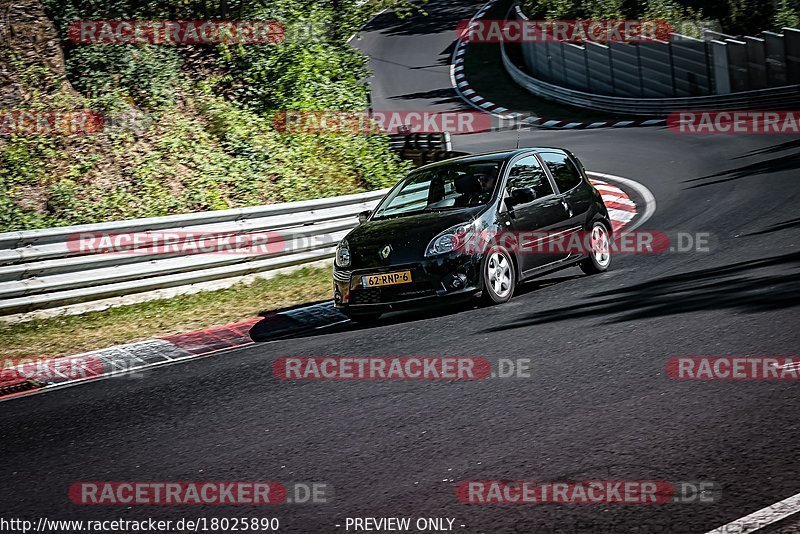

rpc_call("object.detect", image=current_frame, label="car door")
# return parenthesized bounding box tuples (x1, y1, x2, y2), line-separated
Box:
(499, 154, 571, 273)
(539, 151, 593, 232)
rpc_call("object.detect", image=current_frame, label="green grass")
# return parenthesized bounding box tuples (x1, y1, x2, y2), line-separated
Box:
(462, 0, 627, 122)
(0, 265, 333, 361)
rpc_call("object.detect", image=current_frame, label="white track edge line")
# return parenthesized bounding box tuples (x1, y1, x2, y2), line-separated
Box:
(705, 491, 800, 534)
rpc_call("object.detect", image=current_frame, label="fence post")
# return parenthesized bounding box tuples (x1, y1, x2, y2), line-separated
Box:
(744, 36, 768, 90)
(784, 28, 800, 84)
(724, 39, 749, 92)
(763, 31, 787, 86)
(710, 40, 731, 94)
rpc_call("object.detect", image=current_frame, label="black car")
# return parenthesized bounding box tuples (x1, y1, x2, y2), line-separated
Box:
(333, 148, 612, 322)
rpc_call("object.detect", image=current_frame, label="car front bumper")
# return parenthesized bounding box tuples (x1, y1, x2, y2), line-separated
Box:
(333, 253, 482, 313)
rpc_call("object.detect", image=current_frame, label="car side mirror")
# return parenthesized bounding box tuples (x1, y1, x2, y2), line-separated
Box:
(506, 187, 536, 208)
(358, 210, 372, 223)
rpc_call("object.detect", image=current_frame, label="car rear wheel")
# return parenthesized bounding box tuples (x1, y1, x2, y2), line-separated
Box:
(579, 221, 612, 274)
(481, 246, 516, 305)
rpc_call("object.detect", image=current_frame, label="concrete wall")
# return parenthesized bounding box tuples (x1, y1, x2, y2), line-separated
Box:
(517, 22, 800, 97)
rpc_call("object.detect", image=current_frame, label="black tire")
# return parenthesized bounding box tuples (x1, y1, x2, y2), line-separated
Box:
(346, 311, 382, 324)
(481, 246, 516, 305)
(579, 221, 612, 274)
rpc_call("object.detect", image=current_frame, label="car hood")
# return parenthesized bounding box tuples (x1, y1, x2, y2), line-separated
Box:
(345, 208, 482, 269)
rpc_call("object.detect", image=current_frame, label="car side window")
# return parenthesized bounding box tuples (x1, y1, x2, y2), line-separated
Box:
(540, 152, 582, 193)
(505, 155, 553, 200)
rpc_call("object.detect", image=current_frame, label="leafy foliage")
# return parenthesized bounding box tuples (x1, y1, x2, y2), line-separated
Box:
(520, 0, 798, 34)
(2, 0, 414, 231)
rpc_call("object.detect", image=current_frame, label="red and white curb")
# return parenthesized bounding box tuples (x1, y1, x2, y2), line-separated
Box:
(590, 177, 636, 233)
(450, 0, 666, 130)
(0, 175, 652, 402)
(450, 0, 514, 117)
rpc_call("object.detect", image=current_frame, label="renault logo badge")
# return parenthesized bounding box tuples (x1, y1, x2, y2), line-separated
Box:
(380, 245, 392, 259)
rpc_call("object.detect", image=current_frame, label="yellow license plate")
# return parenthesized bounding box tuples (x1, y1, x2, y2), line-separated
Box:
(361, 271, 412, 287)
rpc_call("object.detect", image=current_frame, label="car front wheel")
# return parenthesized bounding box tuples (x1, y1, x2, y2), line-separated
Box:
(579, 221, 612, 274)
(481, 246, 516, 304)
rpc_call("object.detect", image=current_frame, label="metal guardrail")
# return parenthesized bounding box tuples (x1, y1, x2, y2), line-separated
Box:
(0, 133, 469, 319)
(501, 39, 800, 116)
(387, 132, 452, 152)
(0, 189, 390, 316)
(387, 132, 468, 166)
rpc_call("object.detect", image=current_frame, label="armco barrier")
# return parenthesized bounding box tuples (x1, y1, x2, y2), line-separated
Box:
(388, 132, 467, 167)
(0, 189, 389, 317)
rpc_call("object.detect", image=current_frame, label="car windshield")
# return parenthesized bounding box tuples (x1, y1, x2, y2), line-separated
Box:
(372, 161, 503, 219)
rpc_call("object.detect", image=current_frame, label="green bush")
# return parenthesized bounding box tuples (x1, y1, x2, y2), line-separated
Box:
(1, 0, 413, 232)
(519, 0, 798, 34)
(67, 46, 184, 110)
(775, 0, 800, 27)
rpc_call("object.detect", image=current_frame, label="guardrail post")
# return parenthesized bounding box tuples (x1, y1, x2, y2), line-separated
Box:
(710, 40, 732, 94)
(724, 39, 749, 92)
(610, 42, 643, 96)
(670, 34, 713, 96)
(763, 31, 787, 86)
(561, 42, 589, 90)
(550, 41, 567, 86)
(744, 36, 768, 90)
(639, 40, 674, 97)
(585, 42, 613, 95)
(785, 28, 800, 84)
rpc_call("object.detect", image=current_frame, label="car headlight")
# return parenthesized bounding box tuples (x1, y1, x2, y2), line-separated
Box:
(335, 239, 351, 268)
(425, 222, 474, 257)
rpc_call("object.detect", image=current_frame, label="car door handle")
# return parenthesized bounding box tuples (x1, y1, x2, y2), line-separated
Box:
(561, 199, 573, 217)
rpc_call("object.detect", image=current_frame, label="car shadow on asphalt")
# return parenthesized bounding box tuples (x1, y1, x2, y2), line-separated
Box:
(360, 1, 482, 37)
(683, 140, 800, 189)
(248, 299, 469, 343)
(387, 88, 465, 107)
(478, 252, 800, 332)
(248, 273, 585, 343)
(733, 139, 800, 159)
(743, 217, 800, 236)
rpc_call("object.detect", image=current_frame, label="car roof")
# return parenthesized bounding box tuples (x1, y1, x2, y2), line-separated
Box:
(413, 148, 569, 172)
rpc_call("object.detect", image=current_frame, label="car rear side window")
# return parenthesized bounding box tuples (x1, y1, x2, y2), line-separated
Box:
(540, 152, 582, 193)
(505, 155, 553, 200)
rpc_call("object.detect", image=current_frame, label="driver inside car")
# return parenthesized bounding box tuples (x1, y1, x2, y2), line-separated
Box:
(454, 172, 496, 207)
